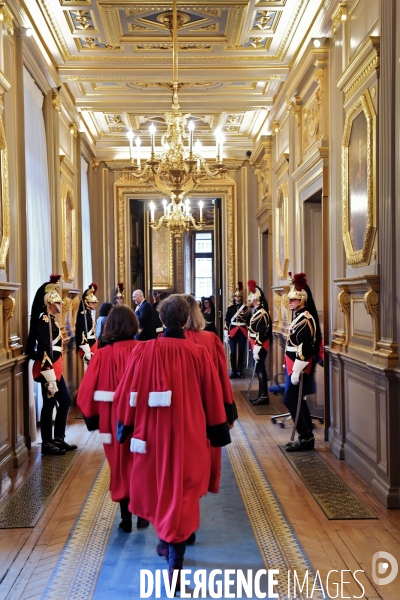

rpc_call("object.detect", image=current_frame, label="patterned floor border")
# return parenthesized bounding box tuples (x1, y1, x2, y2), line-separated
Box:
(228, 423, 323, 600)
(43, 423, 324, 600)
(43, 461, 116, 600)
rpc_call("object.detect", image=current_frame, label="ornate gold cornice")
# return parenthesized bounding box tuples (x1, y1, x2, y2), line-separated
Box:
(0, 3, 14, 36)
(331, 1, 347, 35)
(337, 37, 380, 103)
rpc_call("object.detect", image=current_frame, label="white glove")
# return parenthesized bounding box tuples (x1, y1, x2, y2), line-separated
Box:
(84, 352, 93, 364)
(291, 359, 309, 385)
(253, 345, 261, 362)
(45, 380, 58, 397)
(224, 330, 229, 344)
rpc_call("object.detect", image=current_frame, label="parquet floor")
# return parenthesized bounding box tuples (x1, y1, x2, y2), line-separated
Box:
(0, 382, 399, 599)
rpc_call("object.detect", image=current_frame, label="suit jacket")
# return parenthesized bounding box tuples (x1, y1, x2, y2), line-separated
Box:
(134, 299, 157, 340)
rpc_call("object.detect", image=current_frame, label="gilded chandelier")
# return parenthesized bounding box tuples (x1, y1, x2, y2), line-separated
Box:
(126, 0, 226, 237)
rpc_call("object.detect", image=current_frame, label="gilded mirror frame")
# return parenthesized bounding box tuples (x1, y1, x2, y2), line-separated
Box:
(275, 180, 289, 280)
(342, 90, 376, 266)
(61, 180, 76, 282)
(0, 115, 10, 270)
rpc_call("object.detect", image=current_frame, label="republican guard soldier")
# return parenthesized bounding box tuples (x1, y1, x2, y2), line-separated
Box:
(224, 282, 251, 378)
(76, 283, 99, 367)
(247, 280, 272, 405)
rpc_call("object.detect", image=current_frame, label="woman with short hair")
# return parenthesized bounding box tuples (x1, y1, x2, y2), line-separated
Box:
(78, 305, 148, 532)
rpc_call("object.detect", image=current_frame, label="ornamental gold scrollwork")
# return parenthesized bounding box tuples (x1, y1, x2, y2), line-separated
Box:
(341, 90, 376, 266)
(363, 289, 379, 352)
(0, 114, 10, 270)
(338, 290, 350, 347)
(3, 295, 15, 353)
(61, 181, 77, 282)
(274, 292, 282, 327)
(70, 295, 80, 330)
(275, 181, 289, 280)
(61, 296, 71, 341)
(281, 292, 290, 324)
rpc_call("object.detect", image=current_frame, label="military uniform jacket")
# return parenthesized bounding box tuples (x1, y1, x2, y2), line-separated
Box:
(225, 303, 251, 339)
(76, 308, 97, 355)
(248, 306, 271, 350)
(32, 313, 63, 382)
(284, 307, 316, 375)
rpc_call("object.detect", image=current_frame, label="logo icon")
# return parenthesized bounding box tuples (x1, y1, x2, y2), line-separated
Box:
(372, 551, 398, 586)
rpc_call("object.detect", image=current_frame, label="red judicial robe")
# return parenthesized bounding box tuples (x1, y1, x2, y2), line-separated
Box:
(115, 336, 231, 544)
(184, 329, 238, 493)
(77, 340, 139, 502)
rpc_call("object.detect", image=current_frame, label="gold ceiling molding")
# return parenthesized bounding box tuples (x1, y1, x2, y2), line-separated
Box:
(38, 0, 70, 61)
(99, 4, 122, 45)
(274, 0, 308, 61)
(79, 106, 271, 112)
(0, 3, 14, 36)
(225, 6, 246, 47)
(344, 56, 379, 104)
(65, 75, 283, 82)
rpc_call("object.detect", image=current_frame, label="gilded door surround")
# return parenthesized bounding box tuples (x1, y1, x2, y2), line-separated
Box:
(0, 114, 10, 270)
(113, 170, 237, 302)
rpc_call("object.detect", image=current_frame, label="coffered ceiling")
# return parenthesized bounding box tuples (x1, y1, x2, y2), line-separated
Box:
(23, 0, 328, 159)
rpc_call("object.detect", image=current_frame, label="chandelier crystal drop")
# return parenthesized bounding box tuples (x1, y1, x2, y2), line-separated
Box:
(125, 0, 226, 238)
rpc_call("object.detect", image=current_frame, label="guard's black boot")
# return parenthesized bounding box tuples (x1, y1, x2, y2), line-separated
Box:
(41, 442, 66, 456)
(236, 372, 244, 379)
(119, 498, 132, 533)
(252, 371, 269, 404)
(286, 434, 315, 452)
(53, 437, 78, 451)
(230, 371, 237, 379)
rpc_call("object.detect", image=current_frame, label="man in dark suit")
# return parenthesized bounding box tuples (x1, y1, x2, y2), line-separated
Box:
(132, 289, 157, 340)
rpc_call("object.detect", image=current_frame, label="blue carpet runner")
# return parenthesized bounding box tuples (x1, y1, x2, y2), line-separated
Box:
(44, 423, 319, 600)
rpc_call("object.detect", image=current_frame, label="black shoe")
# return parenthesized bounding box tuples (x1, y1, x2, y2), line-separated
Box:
(137, 517, 150, 529)
(119, 519, 132, 533)
(53, 438, 78, 451)
(286, 436, 315, 452)
(229, 372, 237, 379)
(251, 395, 269, 405)
(41, 442, 66, 456)
(236, 372, 244, 379)
(157, 541, 169, 558)
(186, 532, 196, 545)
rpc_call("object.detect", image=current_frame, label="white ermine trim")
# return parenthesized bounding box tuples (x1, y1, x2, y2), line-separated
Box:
(94, 391, 114, 402)
(129, 392, 138, 407)
(98, 433, 112, 444)
(130, 438, 147, 453)
(41, 369, 56, 382)
(148, 390, 172, 407)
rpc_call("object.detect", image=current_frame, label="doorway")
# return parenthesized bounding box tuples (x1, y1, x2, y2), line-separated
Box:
(304, 190, 324, 418)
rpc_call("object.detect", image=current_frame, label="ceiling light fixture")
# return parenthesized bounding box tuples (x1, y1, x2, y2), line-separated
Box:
(125, 0, 226, 239)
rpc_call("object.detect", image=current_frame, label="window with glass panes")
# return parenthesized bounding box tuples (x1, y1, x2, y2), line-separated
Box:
(194, 232, 213, 300)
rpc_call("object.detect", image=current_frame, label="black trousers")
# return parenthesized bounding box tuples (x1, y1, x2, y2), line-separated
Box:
(40, 375, 71, 443)
(229, 328, 247, 373)
(283, 373, 313, 437)
(254, 348, 268, 396)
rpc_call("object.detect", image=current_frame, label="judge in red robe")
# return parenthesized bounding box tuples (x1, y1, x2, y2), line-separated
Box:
(115, 295, 231, 584)
(77, 305, 148, 532)
(183, 293, 237, 493)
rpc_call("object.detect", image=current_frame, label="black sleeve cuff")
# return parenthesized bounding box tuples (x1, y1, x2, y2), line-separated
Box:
(116, 420, 134, 444)
(207, 422, 231, 447)
(83, 414, 100, 432)
(225, 402, 238, 424)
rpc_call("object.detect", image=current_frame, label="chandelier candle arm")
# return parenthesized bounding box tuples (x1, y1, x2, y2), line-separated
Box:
(135, 136, 141, 167)
(150, 201, 155, 222)
(149, 123, 155, 157)
(127, 130, 134, 161)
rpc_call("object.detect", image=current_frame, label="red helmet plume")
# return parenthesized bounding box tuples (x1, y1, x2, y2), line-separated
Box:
(247, 280, 257, 293)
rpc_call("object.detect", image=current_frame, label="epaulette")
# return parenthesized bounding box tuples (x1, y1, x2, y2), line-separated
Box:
(304, 311, 311, 318)
(42, 314, 49, 323)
